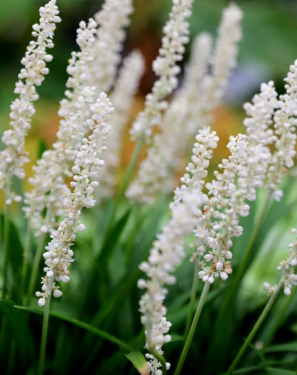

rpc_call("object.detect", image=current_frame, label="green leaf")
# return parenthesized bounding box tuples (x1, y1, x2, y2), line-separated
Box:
(167, 288, 221, 328)
(37, 138, 47, 159)
(168, 334, 183, 343)
(265, 342, 297, 353)
(0, 300, 33, 367)
(100, 208, 131, 264)
(125, 352, 149, 375)
(265, 368, 296, 375)
(221, 361, 294, 374)
(14, 305, 134, 352)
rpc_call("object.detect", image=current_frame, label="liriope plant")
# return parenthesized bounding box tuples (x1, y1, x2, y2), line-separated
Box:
(1, 1, 297, 375)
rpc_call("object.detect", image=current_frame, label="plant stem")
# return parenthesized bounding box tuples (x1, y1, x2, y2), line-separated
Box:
(38, 278, 53, 375)
(183, 257, 200, 340)
(263, 287, 294, 347)
(2, 204, 10, 299)
(119, 133, 145, 199)
(21, 226, 31, 301)
(27, 233, 46, 306)
(226, 280, 282, 375)
(149, 348, 167, 375)
(174, 282, 210, 375)
(233, 191, 271, 288)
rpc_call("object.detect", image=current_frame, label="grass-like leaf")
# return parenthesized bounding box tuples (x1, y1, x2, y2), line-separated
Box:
(264, 342, 297, 353)
(14, 305, 134, 352)
(125, 351, 149, 375)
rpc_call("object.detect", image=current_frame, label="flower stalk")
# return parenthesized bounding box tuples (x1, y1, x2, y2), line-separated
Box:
(174, 282, 211, 375)
(38, 277, 53, 375)
(226, 279, 282, 375)
(21, 226, 32, 300)
(27, 232, 47, 306)
(183, 256, 200, 340)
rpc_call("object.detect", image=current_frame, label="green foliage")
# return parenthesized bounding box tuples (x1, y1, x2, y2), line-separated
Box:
(1, 183, 296, 374)
(125, 352, 149, 374)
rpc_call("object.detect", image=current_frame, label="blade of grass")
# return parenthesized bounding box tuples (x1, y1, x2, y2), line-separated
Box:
(226, 279, 282, 375)
(174, 282, 211, 375)
(15, 305, 134, 352)
(126, 351, 149, 375)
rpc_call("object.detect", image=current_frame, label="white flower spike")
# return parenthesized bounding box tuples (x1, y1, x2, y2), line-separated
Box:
(130, 0, 193, 140)
(0, 0, 61, 204)
(139, 128, 218, 373)
(36, 93, 114, 305)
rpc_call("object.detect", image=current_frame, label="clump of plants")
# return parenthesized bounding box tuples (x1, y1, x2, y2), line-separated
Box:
(1, 1, 297, 374)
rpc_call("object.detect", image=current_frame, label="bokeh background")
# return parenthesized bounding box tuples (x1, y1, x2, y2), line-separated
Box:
(2, 0, 297, 146)
(1, 0, 297, 317)
(2, 0, 297, 163)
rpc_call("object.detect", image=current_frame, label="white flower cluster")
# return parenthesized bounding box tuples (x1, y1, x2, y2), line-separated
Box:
(138, 129, 218, 373)
(96, 51, 144, 199)
(267, 61, 297, 201)
(196, 134, 252, 284)
(181, 33, 213, 137)
(36, 93, 114, 306)
(130, 0, 193, 140)
(207, 3, 243, 105)
(24, 19, 98, 236)
(264, 229, 297, 296)
(126, 98, 188, 203)
(58, 18, 98, 134)
(0, 0, 61, 204)
(126, 33, 212, 203)
(93, 0, 134, 93)
(127, 4, 244, 204)
(242, 81, 278, 200)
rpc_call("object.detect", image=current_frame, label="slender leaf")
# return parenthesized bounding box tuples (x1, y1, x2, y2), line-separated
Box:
(265, 368, 296, 375)
(100, 208, 131, 265)
(168, 334, 183, 343)
(14, 305, 134, 351)
(125, 352, 149, 375)
(221, 361, 294, 375)
(265, 342, 297, 353)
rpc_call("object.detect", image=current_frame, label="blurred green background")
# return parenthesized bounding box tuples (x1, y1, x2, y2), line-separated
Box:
(1, 0, 297, 153)
(1, 0, 297, 112)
